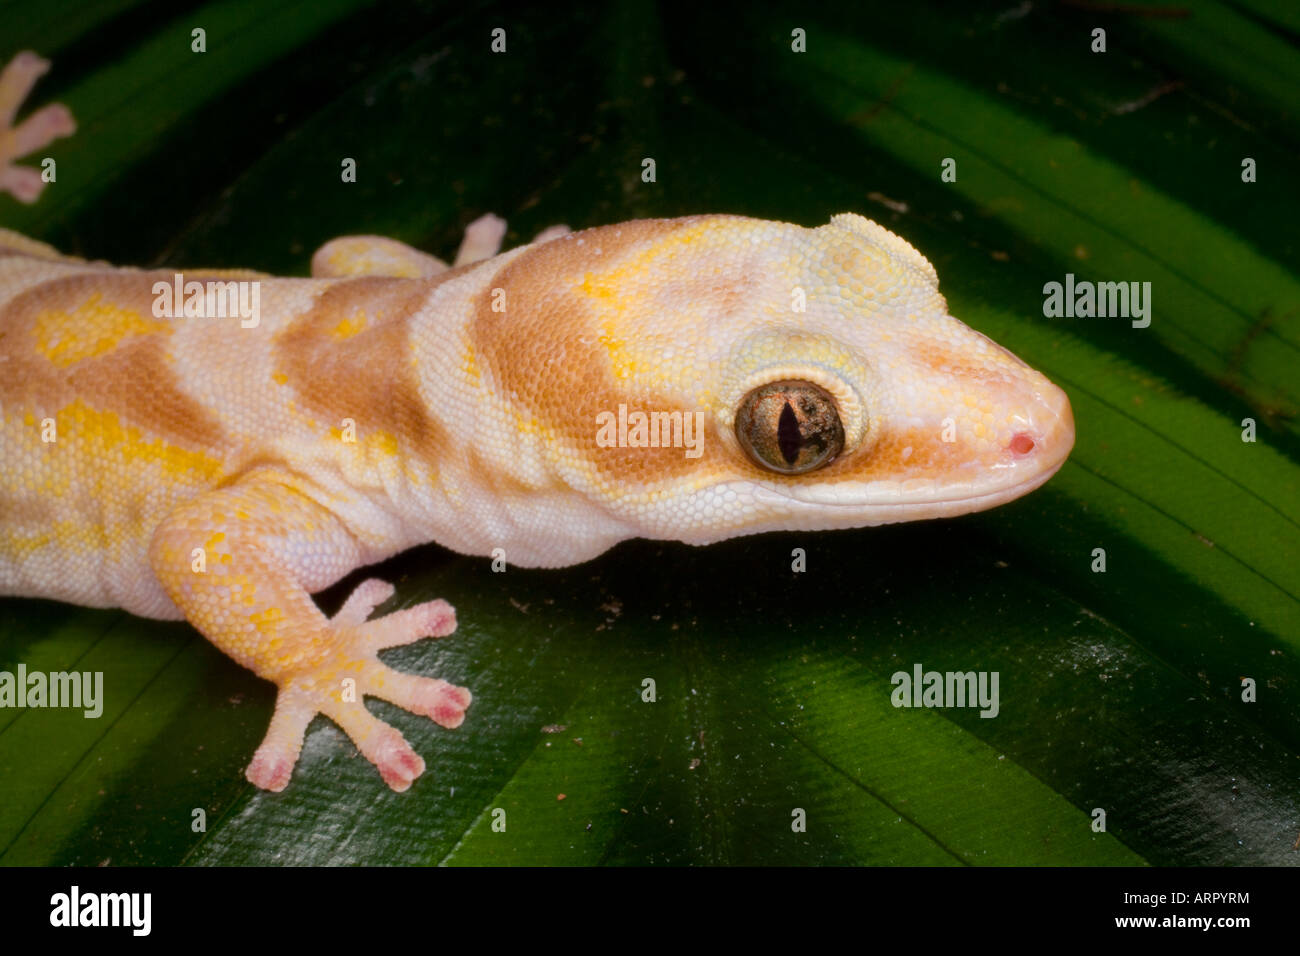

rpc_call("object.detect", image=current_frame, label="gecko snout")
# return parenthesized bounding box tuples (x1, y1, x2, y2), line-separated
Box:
(1007, 382, 1075, 474)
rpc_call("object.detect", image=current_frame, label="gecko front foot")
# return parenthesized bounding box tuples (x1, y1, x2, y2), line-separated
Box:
(245, 579, 470, 792)
(0, 52, 76, 203)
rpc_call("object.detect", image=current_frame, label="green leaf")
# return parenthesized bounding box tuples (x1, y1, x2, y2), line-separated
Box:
(2, 0, 1297, 866)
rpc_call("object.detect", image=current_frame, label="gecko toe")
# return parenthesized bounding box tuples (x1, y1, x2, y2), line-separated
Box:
(361, 663, 472, 729)
(368, 726, 426, 792)
(359, 597, 457, 651)
(332, 577, 398, 626)
(426, 681, 472, 728)
(246, 749, 296, 792)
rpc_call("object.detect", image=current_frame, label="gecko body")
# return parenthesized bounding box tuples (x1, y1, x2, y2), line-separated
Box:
(0, 53, 1073, 790)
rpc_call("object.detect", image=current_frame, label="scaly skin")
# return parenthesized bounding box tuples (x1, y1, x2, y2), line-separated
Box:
(0, 52, 1074, 791)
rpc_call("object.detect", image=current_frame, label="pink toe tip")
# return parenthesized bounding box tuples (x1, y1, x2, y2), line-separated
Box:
(12, 51, 50, 74)
(48, 104, 76, 135)
(432, 705, 466, 728)
(247, 753, 293, 792)
(380, 752, 425, 791)
(421, 602, 457, 636)
(374, 732, 425, 790)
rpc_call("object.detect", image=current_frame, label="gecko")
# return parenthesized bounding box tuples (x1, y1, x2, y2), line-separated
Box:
(0, 52, 1074, 792)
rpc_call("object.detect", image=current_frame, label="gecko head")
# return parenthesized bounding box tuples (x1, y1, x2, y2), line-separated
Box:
(652, 212, 1077, 542)
(470, 212, 1074, 552)
(696, 212, 1076, 535)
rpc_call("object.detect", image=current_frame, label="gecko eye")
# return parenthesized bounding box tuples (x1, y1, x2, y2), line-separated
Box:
(735, 380, 845, 474)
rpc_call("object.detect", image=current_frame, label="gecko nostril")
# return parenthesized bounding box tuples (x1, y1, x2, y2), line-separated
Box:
(1008, 432, 1036, 457)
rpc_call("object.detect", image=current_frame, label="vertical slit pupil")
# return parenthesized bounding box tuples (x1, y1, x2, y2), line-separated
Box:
(777, 401, 803, 465)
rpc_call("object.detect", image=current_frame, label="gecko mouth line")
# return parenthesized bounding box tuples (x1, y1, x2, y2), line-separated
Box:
(756, 458, 1069, 511)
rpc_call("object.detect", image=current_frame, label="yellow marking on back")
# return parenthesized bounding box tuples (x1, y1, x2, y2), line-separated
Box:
(581, 221, 712, 294)
(371, 431, 399, 457)
(1, 519, 101, 559)
(593, 317, 638, 380)
(573, 226, 715, 382)
(250, 605, 286, 636)
(35, 294, 171, 368)
(578, 280, 636, 379)
(331, 310, 368, 339)
(1, 528, 52, 557)
(579, 271, 617, 302)
(463, 342, 480, 382)
(512, 410, 543, 437)
(60, 400, 224, 480)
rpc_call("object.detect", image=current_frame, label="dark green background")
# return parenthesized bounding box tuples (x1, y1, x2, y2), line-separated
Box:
(0, 0, 1296, 865)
